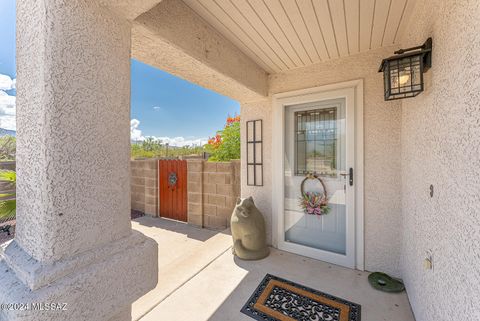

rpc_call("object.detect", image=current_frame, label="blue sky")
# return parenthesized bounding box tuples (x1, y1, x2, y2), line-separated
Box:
(0, 0, 17, 132)
(130, 59, 239, 146)
(0, 0, 240, 146)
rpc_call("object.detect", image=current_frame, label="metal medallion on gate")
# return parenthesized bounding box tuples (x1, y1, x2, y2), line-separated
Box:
(168, 171, 178, 189)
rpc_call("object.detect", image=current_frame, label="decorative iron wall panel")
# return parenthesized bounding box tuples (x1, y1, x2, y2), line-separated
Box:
(246, 120, 263, 186)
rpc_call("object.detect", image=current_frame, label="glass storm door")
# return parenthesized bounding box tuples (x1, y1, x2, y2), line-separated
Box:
(281, 97, 355, 268)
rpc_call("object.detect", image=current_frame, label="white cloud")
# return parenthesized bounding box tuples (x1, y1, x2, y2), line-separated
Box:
(130, 118, 144, 141)
(130, 118, 207, 147)
(152, 106, 161, 110)
(0, 90, 16, 131)
(0, 74, 15, 91)
(0, 74, 16, 131)
(152, 136, 208, 147)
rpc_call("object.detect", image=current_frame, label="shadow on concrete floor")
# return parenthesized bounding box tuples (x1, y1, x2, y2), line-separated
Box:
(133, 215, 230, 242)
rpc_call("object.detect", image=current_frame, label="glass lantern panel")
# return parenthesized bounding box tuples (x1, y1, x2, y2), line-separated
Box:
(387, 54, 424, 99)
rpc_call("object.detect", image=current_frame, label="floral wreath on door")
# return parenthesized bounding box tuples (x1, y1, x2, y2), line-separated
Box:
(298, 172, 331, 216)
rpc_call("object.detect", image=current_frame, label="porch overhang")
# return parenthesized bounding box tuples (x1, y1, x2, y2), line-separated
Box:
(99, 0, 163, 21)
(131, 0, 269, 102)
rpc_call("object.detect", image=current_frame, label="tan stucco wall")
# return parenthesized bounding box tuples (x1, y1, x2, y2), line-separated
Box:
(399, 0, 480, 320)
(1, 1, 158, 320)
(241, 47, 403, 276)
(240, 99, 273, 243)
(15, 0, 133, 263)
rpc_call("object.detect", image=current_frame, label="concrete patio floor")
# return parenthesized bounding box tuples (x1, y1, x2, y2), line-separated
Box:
(133, 216, 415, 321)
(131, 216, 233, 320)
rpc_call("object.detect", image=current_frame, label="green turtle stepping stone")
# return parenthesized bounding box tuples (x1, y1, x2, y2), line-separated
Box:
(368, 272, 405, 293)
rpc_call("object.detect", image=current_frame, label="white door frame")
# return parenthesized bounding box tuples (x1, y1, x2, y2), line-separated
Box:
(272, 79, 364, 270)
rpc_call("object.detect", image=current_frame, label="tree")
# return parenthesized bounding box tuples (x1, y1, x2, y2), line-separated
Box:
(0, 170, 16, 219)
(131, 138, 206, 159)
(141, 137, 163, 152)
(205, 115, 240, 161)
(0, 135, 16, 161)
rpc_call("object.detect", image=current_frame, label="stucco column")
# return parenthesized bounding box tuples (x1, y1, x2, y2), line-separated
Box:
(0, 1, 157, 320)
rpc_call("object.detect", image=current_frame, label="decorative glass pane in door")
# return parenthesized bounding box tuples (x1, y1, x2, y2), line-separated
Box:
(284, 99, 347, 255)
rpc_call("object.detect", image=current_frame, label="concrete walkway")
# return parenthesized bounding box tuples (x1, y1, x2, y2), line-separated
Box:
(131, 216, 232, 320)
(133, 217, 415, 321)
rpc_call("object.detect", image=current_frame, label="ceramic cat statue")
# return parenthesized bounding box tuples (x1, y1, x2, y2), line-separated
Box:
(231, 197, 269, 260)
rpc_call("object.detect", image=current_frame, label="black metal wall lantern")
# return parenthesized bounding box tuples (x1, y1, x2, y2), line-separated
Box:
(379, 38, 432, 101)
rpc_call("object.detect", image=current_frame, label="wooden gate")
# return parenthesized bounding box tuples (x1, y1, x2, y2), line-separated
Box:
(158, 160, 188, 222)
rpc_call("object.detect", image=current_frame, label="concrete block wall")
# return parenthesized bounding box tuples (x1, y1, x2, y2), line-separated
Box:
(187, 159, 240, 230)
(131, 159, 158, 216)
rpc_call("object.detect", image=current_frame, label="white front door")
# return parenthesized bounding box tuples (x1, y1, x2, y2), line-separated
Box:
(273, 84, 362, 269)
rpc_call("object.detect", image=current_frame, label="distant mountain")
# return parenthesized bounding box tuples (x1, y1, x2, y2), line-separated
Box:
(0, 128, 16, 137)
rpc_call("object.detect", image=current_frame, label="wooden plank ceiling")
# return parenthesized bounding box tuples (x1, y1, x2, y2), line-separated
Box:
(182, 0, 417, 73)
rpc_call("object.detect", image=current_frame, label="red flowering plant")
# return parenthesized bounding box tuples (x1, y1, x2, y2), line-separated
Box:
(226, 115, 240, 125)
(207, 134, 222, 149)
(205, 115, 240, 161)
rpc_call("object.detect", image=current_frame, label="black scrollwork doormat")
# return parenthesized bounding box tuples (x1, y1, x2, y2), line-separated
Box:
(241, 274, 361, 321)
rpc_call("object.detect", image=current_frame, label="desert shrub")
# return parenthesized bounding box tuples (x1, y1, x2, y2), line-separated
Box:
(0, 135, 15, 161)
(131, 137, 205, 159)
(0, 170, 16, 219)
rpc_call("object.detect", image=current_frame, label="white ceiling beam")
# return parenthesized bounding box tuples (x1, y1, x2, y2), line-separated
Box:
(359, 0, 375, 52)
(247, 0, 304, 67)
(344, 0, 360, 55)
(100, 0, 164, 21)
(328, 0, 350, 57)
(131, 0, 268, 102)
(279, 0, 322, 63)
(382, 0, 408, 46)
(296, 0, 331, 61)
(395, 0, 419, 44)
(267, 0, 314, 65)
(312, 0, 340, 59)
(370, 0, 392, 49)
(185, 0, 278, 73)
